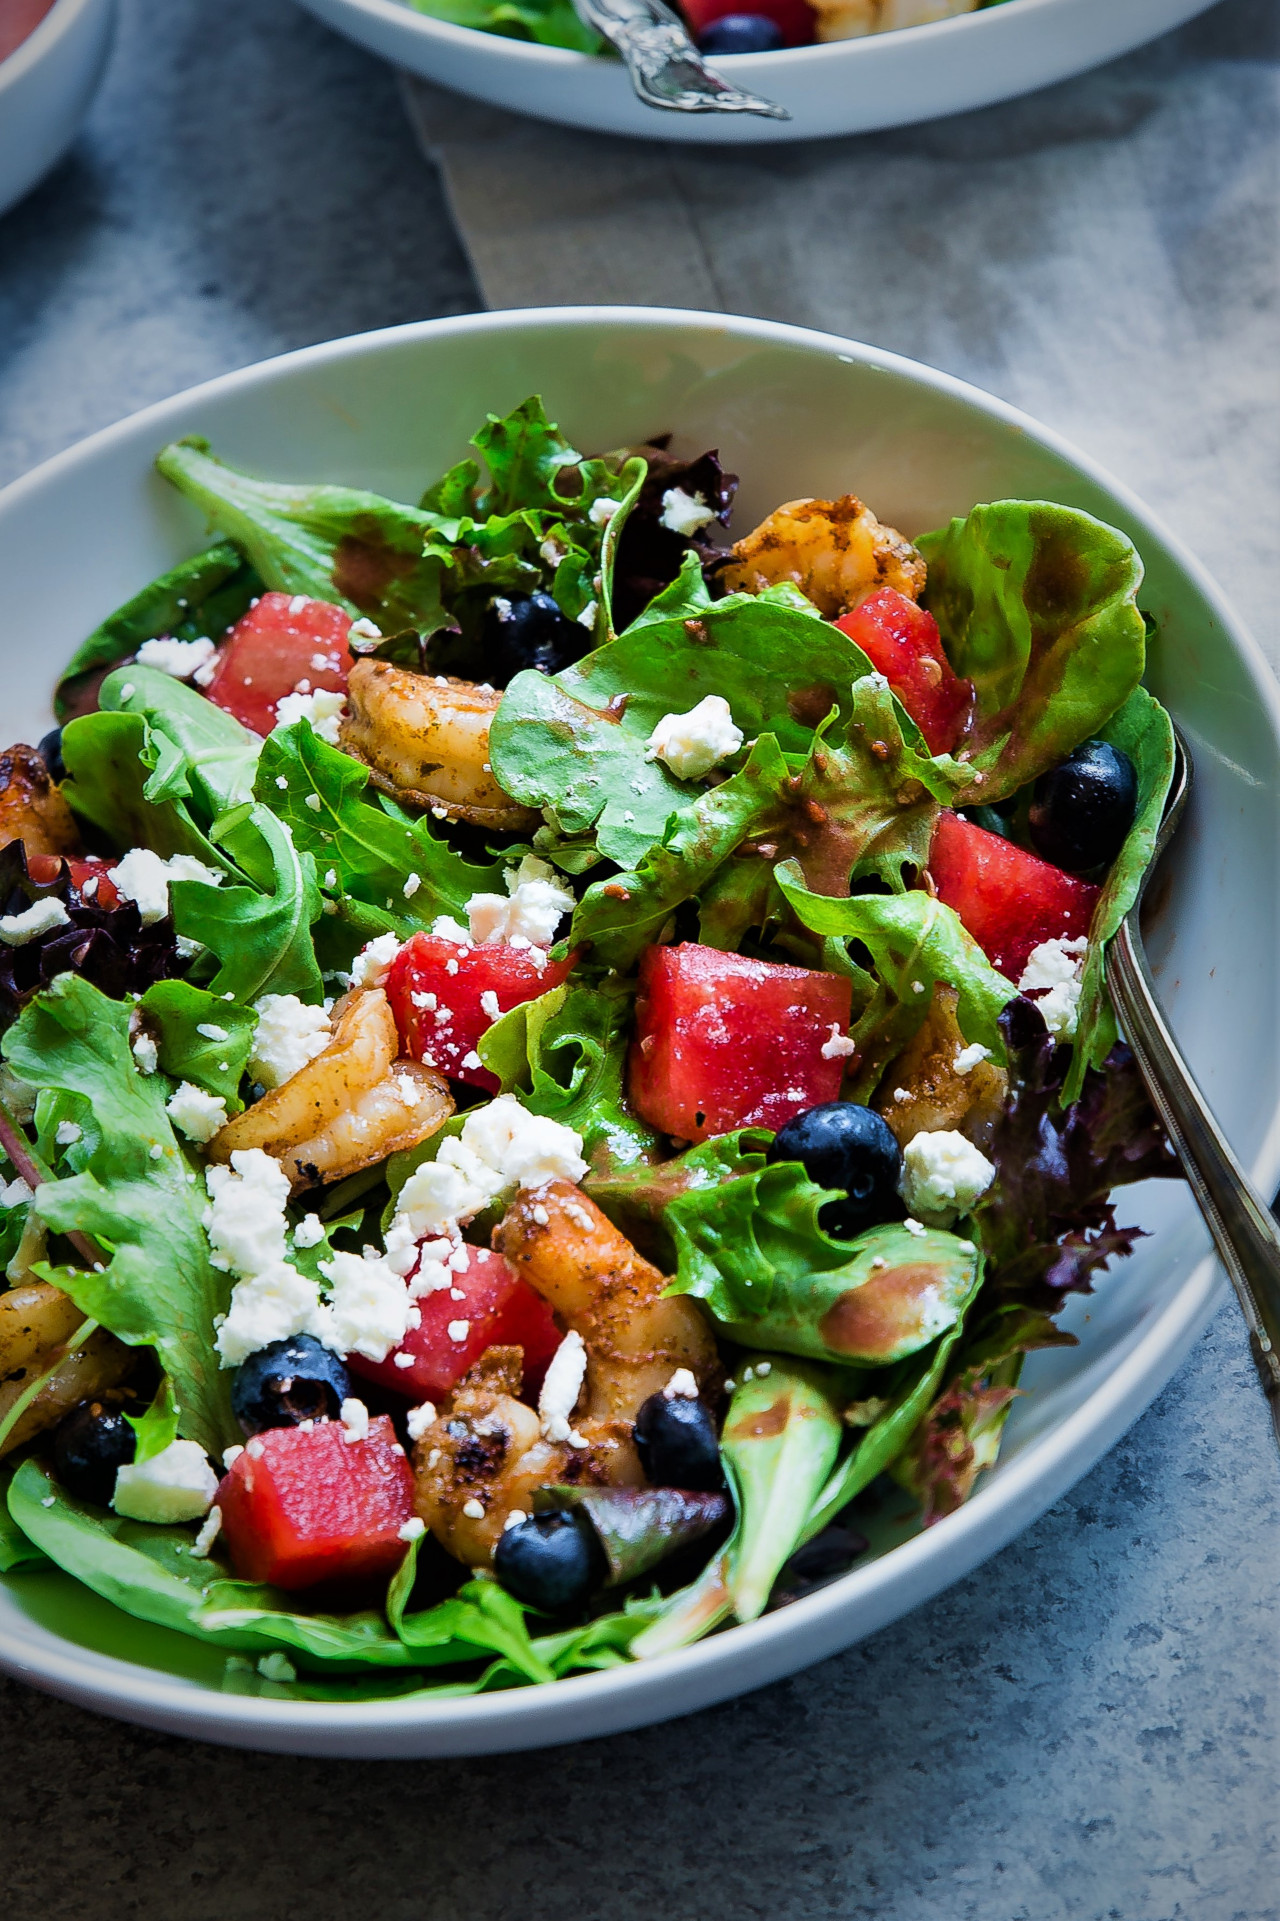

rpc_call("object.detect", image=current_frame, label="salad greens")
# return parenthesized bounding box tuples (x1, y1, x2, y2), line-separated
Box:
(0, 391, 1182, 1703)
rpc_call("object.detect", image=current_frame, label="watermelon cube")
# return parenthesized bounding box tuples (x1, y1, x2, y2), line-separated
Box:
(628, 941, 854, 1143)
(928, 809, 1100, 982)
(216, 1414, 414, 1590)
(386, 933, 577, 1093)
(349, 1245, 561, 1403)
(836, 588, 973, 757)
(202, 592, 355, 737)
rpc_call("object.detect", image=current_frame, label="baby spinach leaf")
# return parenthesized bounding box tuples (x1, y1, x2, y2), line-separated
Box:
(775, 861, 1015, 1099)
(2, 976, 236, 1456)
(477, 980, 660, 1172)
(918, 501, 1146, 803)
(176, 804, 323, 1005)
(255, 721, 503, 932)
(156, 436, 451, 636)
(1063, 686, 1175, 1102)
(55, 541, 260, 721)
(97, 664, 261, 821)
(137, 979, 257, 1111)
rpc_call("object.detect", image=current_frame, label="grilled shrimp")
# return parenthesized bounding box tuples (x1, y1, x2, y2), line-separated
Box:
(340, 659, 538, 831)
(0, 743, 81, 858)
(874, 985, 1008, 1153)
(415, 1186, 719, 1566)
(208, 988, 453, 1192)
(809, 0, 975, 40)
(0, 1281, 132, 1455)
(721, 496, 925, 618)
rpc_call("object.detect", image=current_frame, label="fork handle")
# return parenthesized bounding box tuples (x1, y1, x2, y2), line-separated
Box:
(1108, 915, 1280, 1440)
(572, 0, 791, 116)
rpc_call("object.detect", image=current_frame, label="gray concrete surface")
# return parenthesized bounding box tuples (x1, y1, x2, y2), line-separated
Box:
(1, 3, 1277, 1917)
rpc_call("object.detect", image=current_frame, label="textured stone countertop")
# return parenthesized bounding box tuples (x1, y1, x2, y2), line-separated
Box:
(1, 3, 1276, 1916)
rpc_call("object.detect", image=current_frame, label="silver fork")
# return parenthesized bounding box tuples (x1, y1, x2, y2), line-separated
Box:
(572, 0, 791, 118)
(1105, 723, 1280, 1450)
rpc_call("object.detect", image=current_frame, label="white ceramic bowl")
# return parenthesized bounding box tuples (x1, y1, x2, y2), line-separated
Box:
(0, 0, 116, 219)
(293, 0, 1218, 144)
(1, 309, 1277, 1756)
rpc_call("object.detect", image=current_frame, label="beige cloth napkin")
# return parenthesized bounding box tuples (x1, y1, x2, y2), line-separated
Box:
(401, 4, 1278, 655)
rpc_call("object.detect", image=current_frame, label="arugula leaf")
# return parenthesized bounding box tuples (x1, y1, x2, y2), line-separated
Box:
(255, 721, 503, 935)
(775, 860, 1016, 1099)
(175, 804, 322, 1005)
(55, 542, 260, 721)
(97, 664, 261, 822)
(126, 1376, 181, 1464)
(137, 980, 257, 1111)
(477, 980, 660, 1173)
(2, 976, 236, 1456)
(973, 998, 1178, 1312)
(1063, 686, 1175, 1102)
(666, 1157, 979, 1366)
(918, 501, 1146, 803)
(489, 585, 853, 867)
(156, 436, 451, 635)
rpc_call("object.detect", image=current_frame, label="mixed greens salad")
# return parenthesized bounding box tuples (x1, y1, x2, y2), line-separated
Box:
(0, 396, 1180, 1704)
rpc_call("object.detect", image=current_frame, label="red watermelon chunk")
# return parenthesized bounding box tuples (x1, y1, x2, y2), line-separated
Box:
(836, 588, 973, 757)
(348, 1245, 561, 1402)
(386, 933, 577, 1094)
(26, 852, 121, 910)
(928, 810, 1100, 982)
(216, 1414, 414, 1590)
(201, 592, 355, 737)
(628, 941, 854, 1144)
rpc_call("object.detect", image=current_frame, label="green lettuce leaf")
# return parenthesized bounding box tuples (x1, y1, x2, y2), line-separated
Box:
(1063, 685, 1175, 1101)
(54, 541, 261, 721)
(404, 0, 602, 50)
(125, 1376, 181, 1464)
(775, 860, 1016, 1099)
(176, 803, 323, 1005)
(137, 979, 257, 1112)
(477, 980, 660, 1173)
(255, 721, 503, 938)
(98, 664, 261, 822)
(918, 501, 1146, 803)
(2, 976, 236, 1456)
(60, 709, 229, 870)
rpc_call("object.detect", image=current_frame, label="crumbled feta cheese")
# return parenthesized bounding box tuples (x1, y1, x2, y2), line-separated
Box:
(339, 1396, 370, 1443)
(113, 848, 222, 925)
(0, 896, 70, 946)
(249, 993, 331, 1089)
(588, 495, 619, 526)
(659, 486, 717, 537)
(205, 1149, 291, 1273)
(54, 1119, 82, 1146)
(462, 1498, 485, 1520)
(902, 1219, 928, 1238)
(900, 1130, 996, 1223)
(466, 857, 574, 949)
(953, 1043, 992, 1075)
(189, 1504, 223, 1558)
(222, 1444, 244, 1469)
(503, 1510, 527, 1531)
(113, 1440, 218, 1523)
(1018, 935, 1090, 1041)
(460, 1051, 482, 1072)
(663, 1368, 698, 1400)
(166, 1081, 228, 1144)
(406, 1402, 437, 1442)
(447, 1320, 470, 1343)
(275, 689, 348, 742)
(131, 1032, 159, 1075)
(430, 915, 472, 946)
(288, 595, 309, 615)
(216, 1261, 331, 1366)
(462, 1096, 588, 1191)
(350, 931, 403, 989)
(479, 989, 501, 1021)
(321, 1247, 414, 1362)
(0, 1173, 33, 1209)
(402, 872, 422, 900)
(118, 682, 135, 701)
(135, 635, 218, 680)
(820, 1024, 856, 1061)
(257, 1652, 296, 1683)
(538, 1329, 587, 1442)
(348, 617, 383, 647)
(645, 695, 744, 782)
(577, 600, 598, 631)
(196, 1022, 229, 1043)
(398, 1517, 426, 1542)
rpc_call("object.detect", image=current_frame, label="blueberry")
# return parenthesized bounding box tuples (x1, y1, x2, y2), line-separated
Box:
(697, 11, 785, 50)
(492, 1507, 607, 1613)
(1027, 739, 1138, 874)
(769, 1102, 904, 1238)
(53, 1399, 136, 1506)
(37, 728, 66, 783)
(633, 1392, 724, 1492)
(231, 1335, 350, 1435)
(481, 592, 585, 683)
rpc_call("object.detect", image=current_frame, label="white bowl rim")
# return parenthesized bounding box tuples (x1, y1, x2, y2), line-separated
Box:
(316, 0, 1089, 72)
(2, 304, 1277, 1749)
(0, 0, 103, 94)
